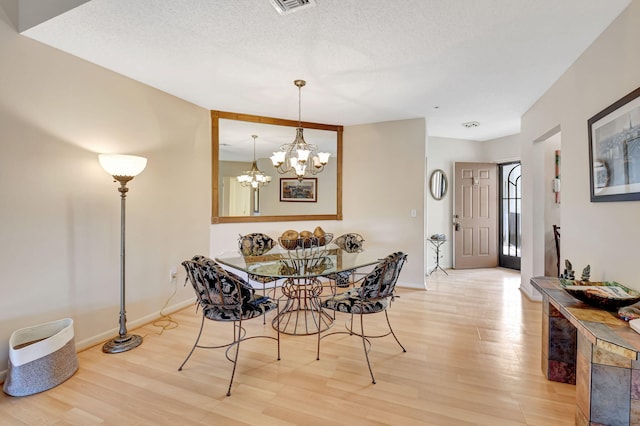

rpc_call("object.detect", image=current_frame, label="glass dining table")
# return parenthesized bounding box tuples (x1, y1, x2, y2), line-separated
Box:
(215, 245, 389, 336)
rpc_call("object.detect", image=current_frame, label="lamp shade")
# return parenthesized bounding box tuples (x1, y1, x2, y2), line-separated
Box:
(98, 154, 147, 177)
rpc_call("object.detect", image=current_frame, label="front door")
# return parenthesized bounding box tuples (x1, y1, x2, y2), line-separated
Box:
(453, 162, 498, 269)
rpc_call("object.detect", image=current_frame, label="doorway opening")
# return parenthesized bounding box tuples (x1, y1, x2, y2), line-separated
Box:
(542, 132, 562, 276)
(499, 162, 521, 270)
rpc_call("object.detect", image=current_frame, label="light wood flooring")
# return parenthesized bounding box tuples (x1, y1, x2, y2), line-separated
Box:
(0, 268, 576, 425)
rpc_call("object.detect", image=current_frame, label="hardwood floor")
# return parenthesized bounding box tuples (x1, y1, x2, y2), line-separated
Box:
(0, 268, 576, 425)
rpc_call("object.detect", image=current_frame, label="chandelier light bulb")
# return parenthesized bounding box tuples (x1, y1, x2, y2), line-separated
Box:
(296, 148, 310, 163)
(317, 152, 330, 164)
(270, 151, 285, 167)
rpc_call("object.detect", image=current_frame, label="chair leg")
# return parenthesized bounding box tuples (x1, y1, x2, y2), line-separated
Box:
(275, 303, 281, 361)
(360, 312, 376, 384)
(316, 318, 321, 360)
(226, 321, 242, 396)
(385, 310, 406, 352)
(178, 314, 205, 371)
(263, 282, 267, 325)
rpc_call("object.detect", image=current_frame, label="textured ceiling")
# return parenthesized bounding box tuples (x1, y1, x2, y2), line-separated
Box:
(21, 0, 631, 141)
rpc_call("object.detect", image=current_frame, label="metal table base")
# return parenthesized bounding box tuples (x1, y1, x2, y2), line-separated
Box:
(272, 277, 333, 335)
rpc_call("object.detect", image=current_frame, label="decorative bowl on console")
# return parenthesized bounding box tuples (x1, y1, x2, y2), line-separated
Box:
(559, 278, 640, 310)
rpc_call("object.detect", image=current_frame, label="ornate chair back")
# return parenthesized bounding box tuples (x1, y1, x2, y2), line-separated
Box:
(359, 252, 407, 302)
(182, 255, 260, 322)
(237, 233, 276, 256)
(236, 233, 280, 324)
(335, 233, 365, 253)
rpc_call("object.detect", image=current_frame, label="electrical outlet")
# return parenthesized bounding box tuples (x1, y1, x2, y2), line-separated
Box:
(169, 266, 177, 282)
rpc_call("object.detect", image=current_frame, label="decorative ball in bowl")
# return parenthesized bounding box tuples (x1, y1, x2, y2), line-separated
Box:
(278, 233, 333, 250)
(559, 279, 640, 310)
(279, 230, 300, 250)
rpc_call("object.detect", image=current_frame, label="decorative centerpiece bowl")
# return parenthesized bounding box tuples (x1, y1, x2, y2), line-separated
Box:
(559, 278, 640, 310)
(278, 233, 333, 251)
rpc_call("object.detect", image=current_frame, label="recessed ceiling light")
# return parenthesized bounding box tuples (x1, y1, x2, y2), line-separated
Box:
(462, 121, 480, 128)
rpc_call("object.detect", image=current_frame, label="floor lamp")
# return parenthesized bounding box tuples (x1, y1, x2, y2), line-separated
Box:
(98, 154, 147, 354)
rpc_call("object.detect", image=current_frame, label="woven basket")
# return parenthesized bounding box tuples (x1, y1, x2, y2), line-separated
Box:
(3, 318, 78, 396)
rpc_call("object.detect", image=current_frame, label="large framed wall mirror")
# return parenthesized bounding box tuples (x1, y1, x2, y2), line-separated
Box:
(212, 110, 343, 223)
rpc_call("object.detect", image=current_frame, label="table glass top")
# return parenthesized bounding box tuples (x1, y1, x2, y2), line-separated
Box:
(215, 245, 391, 278)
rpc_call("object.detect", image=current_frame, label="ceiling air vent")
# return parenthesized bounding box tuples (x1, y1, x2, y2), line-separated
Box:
(270, 0, 317, 15)
(462, 121, 480, 128)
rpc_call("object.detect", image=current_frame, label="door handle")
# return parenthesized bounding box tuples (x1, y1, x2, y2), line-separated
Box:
(454, 222, 460, 231)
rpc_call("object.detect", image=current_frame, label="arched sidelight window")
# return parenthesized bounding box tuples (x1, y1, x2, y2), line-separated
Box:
(499, 162, 521, 270)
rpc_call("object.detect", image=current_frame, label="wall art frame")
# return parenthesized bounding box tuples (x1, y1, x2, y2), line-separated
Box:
(588, 86, 640, 202)
(280, 178, 317, 202)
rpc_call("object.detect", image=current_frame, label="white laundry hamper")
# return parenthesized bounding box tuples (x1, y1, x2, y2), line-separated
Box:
(3, 318, 78, 396)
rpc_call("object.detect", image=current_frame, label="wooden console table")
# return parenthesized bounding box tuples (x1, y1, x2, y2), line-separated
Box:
(530, 276, 640, 426)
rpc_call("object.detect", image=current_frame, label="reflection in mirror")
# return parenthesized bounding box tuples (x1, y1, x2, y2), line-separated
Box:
(212, 111, 343, 223)
(430, 169, 448, 200)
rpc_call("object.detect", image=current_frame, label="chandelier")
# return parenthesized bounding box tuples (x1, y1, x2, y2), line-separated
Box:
(237, 135, 272, 188)
(270, 79, 330, 181)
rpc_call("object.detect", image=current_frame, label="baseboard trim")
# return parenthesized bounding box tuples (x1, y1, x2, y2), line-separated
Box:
(520, 284, 542, 302)
(0, 297, 196, 386)
(74, 298, 196, 351)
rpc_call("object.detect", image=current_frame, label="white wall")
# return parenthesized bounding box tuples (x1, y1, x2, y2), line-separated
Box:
(0, 4, 209, 372)
(521, 1, 640, 298)
(481, 134, 521, 164)
(210, 118, 428, 289)
(343, 119, 426, 287)
(426, 134, 520, 270)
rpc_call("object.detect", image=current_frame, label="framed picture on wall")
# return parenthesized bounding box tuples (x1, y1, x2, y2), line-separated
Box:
(280, 178, 317, 202)
(588, 86, 640, 202)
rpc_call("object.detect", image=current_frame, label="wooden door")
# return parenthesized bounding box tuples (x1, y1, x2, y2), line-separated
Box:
(453, 162, 498, 269)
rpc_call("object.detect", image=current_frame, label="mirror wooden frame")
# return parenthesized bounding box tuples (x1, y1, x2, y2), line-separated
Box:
(211, 110, 343, 224)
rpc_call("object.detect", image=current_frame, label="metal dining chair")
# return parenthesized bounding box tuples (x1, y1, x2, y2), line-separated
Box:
(238, 233, 282, 323)
(553, 225, 561, 277)
(326, 233, 366, 290)
(178, 255, 280, 396)
(318, 251, 407, 384)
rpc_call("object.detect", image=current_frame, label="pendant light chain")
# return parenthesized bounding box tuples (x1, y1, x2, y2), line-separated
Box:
(298, 81, 302, 127)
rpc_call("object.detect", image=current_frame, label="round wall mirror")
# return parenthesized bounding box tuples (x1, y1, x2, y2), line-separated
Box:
(430, 169, 448, 200)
